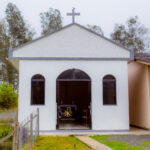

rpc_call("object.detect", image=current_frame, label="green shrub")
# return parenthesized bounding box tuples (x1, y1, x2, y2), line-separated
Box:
(0, 83, 18, 109)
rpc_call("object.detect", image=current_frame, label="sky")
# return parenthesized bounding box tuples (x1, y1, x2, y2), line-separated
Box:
(0, 0, 150, 38)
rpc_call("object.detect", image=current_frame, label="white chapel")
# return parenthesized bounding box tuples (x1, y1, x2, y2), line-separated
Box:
(9, 11, 133, 131)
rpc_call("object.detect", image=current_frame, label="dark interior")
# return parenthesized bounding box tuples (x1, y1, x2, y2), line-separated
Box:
(31, 74, 45, 105)
(56, 69, 91, 130)
(103, 75, 116, 105)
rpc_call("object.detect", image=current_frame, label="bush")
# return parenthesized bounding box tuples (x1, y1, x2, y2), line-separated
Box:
(0, 83, 18, 109)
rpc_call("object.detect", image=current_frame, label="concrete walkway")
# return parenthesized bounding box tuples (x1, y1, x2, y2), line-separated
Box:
(76, 136, 112, 150)
(40, 127, 150, 136)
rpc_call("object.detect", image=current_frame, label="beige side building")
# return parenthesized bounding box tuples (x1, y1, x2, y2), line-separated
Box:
(128, 53, 150, 129)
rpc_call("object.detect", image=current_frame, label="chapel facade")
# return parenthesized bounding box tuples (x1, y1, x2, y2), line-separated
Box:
(9, 23, 133, 131)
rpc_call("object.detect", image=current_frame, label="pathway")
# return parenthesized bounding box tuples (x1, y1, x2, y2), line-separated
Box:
(76, 135, 112, 150)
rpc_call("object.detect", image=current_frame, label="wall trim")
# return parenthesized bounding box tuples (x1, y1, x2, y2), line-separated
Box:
(39, 129, 130, 133)
(9, 56, 131, 61)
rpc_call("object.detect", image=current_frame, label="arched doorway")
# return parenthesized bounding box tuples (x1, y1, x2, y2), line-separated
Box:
(56, 69, 91, 130)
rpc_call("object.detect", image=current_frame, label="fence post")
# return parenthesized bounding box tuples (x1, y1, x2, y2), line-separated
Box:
(13, 110, 19, 150)
(37, 108, 39, 136)
(14, 122, 19, 150)
(12, 124, 16, 150)
(30, 113, 33, 150)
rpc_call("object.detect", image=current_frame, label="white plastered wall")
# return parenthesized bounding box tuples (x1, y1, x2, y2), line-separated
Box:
(18, 60, 129, 131)
(13, 25, 130, 58)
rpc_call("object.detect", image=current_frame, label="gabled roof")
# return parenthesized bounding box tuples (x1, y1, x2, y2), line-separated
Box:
(12, 23, 132, 53)
(9, 23, 134, 61)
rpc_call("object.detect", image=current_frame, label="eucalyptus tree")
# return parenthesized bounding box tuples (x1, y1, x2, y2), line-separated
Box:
(5, 2, 34, 47)
(3, 3, 35, 90)
(40, 8, 63, 35)
(111, 16, 150, 52)
(87, 24, 104, 36)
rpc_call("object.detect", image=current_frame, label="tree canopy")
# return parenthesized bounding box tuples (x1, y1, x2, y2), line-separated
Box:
(5, 3, 34, 47)
(87, 24, 104, 35)
(111, 16, 150, 52)
(0, 20, 16, 88)
(40, 8, 63, 35)
(0, 3, 35, 90)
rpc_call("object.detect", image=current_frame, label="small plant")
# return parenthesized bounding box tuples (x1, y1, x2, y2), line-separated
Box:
(64, 107, 72, 117)
(0, 123, 12, 139)
(0, 83, 18, 109)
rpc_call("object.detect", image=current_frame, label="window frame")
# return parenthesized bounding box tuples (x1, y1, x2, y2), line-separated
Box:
(31, 74, 45, 106)
(102, 74, 117, 106)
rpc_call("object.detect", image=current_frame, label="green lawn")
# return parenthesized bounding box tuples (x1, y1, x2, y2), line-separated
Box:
(31, 136, 91, 150)
(90, 135, 150, 150)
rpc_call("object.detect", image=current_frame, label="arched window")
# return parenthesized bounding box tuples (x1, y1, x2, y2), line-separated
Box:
(31, 74, 45, 105)
(103, 75, 116, 105)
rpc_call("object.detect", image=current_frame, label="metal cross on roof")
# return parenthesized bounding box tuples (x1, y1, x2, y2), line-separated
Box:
(67, 8, 80, 23)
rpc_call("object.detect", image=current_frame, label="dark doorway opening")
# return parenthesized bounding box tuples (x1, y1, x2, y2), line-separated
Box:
(56, 69, 91, 130)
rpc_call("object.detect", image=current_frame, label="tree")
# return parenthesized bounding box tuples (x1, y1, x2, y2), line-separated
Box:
(0, 20, 9, 82)
(87, 24, 104, 35)
(111, 16, 150, 52)
(3, 3, 35, 90)
(5, 3, 34, 47)
(0, 83, 18, 109)
(0, 20, 18, 90)
(40, 8, 62, 35)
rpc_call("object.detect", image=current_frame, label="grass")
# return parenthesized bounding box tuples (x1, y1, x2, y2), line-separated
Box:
(31, 136, 91, 150)
(0, 138, 12, 150)
(0, 109, 16, 150)
(0, 123, 12, 139)
(90, 135, 150, 150)
(142, 141, 150, 147)
(0, 123, 13, 150)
